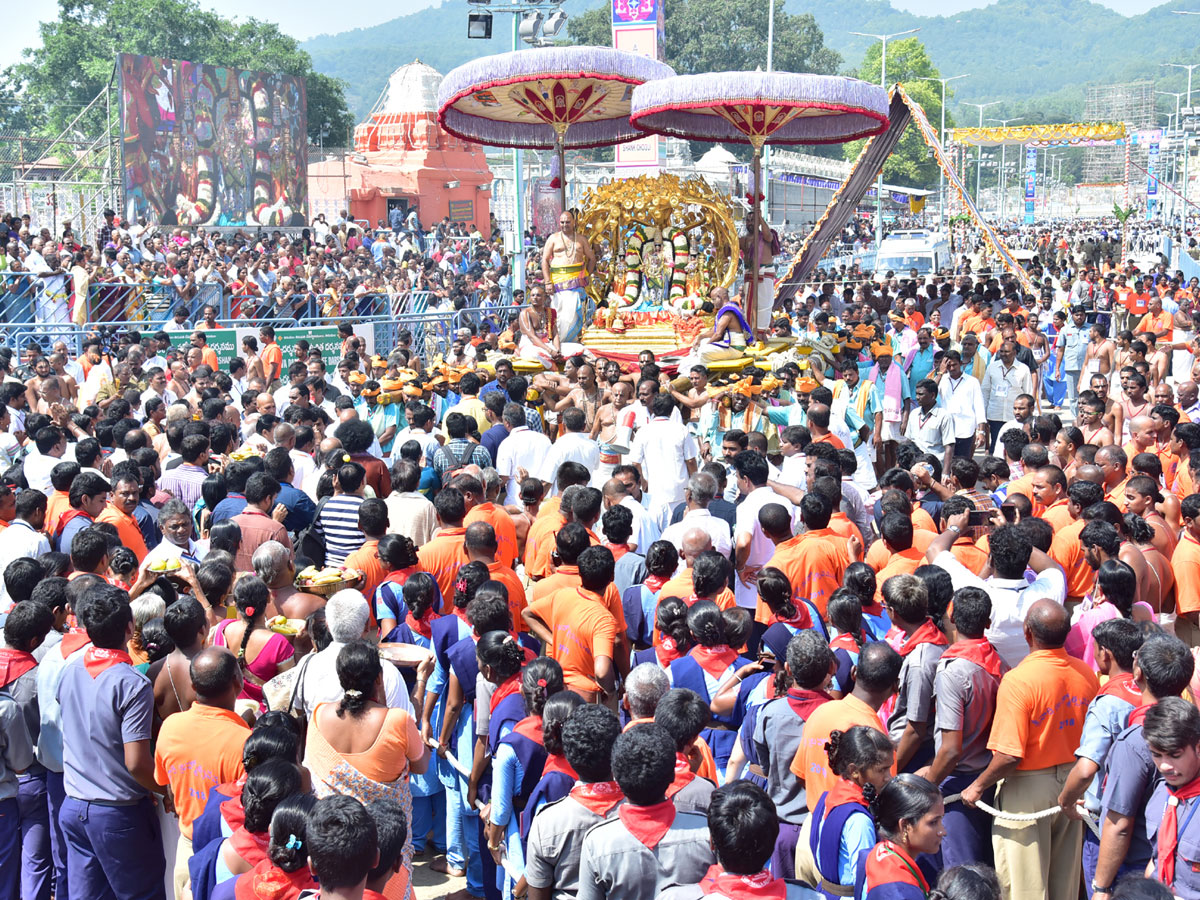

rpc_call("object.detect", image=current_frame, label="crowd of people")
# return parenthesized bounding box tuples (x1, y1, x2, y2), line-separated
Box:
(1, 207, 1200, 900)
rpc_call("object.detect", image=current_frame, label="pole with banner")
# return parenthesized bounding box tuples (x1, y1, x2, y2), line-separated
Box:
(1024, 145, 1037, 225)
(612, 0, 664, 175)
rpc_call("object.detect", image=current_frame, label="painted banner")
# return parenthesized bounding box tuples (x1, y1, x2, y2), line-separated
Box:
(168, 324, 375, 373)
(1024, 145, 1037, 225)
(118, 53, 308, 228)
(613, 0, 663, 174)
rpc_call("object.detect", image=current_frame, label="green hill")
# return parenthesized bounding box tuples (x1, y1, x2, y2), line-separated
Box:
(303, 0, 1200, 123)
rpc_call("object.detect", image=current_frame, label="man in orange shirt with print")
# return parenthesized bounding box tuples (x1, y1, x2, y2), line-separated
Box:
(960, 599, 1099, 900)
(757, 493, 853, 621)
(523, 545, 619, 706)
(1049, 480, 1106, 604)
(417, 487, 469, 609)
(259, 324, 283, 386)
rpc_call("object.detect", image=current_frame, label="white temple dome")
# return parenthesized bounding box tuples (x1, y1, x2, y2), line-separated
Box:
(378, 60, 444, 115)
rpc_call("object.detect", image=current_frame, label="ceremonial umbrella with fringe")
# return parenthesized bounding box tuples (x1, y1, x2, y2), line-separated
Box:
(629, 72, 889, 331)
(437, 46, 675, 214)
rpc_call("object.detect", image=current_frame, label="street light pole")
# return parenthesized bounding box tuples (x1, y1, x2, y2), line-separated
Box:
(963, 101, 1001, 205)
(987, 116, 1022, 221)
(1163, 62, 1199, 108)
(850, 28, 921, 250)
(915, 73, 969, 229)
(763, 0, 775, 225)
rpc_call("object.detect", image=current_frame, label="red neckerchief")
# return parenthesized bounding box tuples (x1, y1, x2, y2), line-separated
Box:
(605, 542, 631, 562)
(655, 635, 684, 668)
(52, 508, 91, 539)
(60, 627, 90, 658)
(489, 671, 523, 717)
(940, 638, 1005, 679)
(697, 865, 787, 900)
(666, 752, 697, 799)
(1098, 672, 1142, 705)
(1129, 703, 1153, 727)
(618, 799, 677, 849)
(824, 779, 869, 817)
(229, 826, 271, 869)
(542, 752, 577, 781)
(785, 687, 832, 720)
(645, 574, 669, 594)
(405, 608, 439, 639)
(220, 795, 246, 832)
(873, 840, 930, 893)
(896, 620, 948, 657)
(830, 633, 860, 654)
(233, 860, 316, 900)
(453, 606, 472, 627)
(83, 647, 132, 679)
(0, 647, 36, 690)
(363, 890, 387, 900)
(513, 715, 544, 745)
(570, 781, 624, 817)
(1159, 774, 1200, 887)
(384, 566, 418, 586)
(690, 644, 739, 680)
(770, 605, 813, 630)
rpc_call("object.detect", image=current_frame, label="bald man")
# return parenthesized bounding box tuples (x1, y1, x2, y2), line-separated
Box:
(153, 647, 250, 896)
(1178, 380, 1200, 421)
(1124, 415, 1158, 461)
(1094, 444, 1130, 510)
(961, 598, 1097, 900)
(658, 528, 736, 611)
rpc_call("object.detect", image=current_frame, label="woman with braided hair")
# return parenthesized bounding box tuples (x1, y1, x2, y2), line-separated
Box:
(854, 774, 945, 900)
(806, 726, 894, 899)
(211, 575, 294, 713)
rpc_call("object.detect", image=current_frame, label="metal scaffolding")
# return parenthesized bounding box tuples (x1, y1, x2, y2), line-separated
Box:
(1082, 80, 1156, 186)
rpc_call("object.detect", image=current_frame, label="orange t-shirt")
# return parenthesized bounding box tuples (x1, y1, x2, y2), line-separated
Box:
(1039, 499, 1074, 532)
(417, 527, 468, 611)
(45, 490, 71, 537)
(1050, 519, 1091, 600)
(199, 346, 219, 371)
(660, 568, 737, 610)
(536, 497, 562, 521)
(811, 433, 846, 450)
(912, 507, 938, 534)
(758, 530, 850, 621)
(828, 512, 865, 547)
(486, 561, 528, 630)
(790, 694, 890, 808)
(866, 529, 936, 572)
(1136, 310, 1172, 336)
(530, 565, 627, 635)
(153, 703, 249, 838)
(1124, 292, 1151, 315)
(987, 649, 1098, 770)
(1006, 473, 1043, 516)
(465, 502, 518, 569)
(261, 342, 283, 383)
(96, 504, 148, 562)
(345, 540, 389, 610)
(1172, 532, 1200, 615)
(1106, 476, 1130, 513)
(525, 513, 567, 579)
(873, 547, 925, 606)
(1173, 463, 1196, 500)
(949, 537, 988, 576)
(525, 586, 618, 693)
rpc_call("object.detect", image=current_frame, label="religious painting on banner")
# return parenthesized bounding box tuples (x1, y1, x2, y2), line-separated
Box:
(1024, 146, 1037, 225)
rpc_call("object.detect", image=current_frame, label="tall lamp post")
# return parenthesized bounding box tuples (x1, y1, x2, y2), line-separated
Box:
(915, 73, 969, 229)
(963, 101, 1001, 204)
(763, 0, 776, 222)
(987, 116, 1022, 221)
(850, 28, 921, 249)
(1164, 64, 1198, 231)
(1163, 62, 1199, 108)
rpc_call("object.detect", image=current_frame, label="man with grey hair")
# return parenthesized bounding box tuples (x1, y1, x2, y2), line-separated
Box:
(140, 497, 201, 571)
(658, 471, 731, 558)
(294, 589, 418, 717)
(252, 540, 325, 621)
(623, 662, 669, 725)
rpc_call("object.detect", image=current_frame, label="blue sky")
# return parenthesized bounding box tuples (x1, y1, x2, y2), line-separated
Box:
(3, 0, 1176, 70)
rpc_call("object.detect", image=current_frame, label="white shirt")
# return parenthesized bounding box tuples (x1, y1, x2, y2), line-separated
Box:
(298, 640, 416, 718)
(496, 426, 553, 506)
(0, 520, 50, 610)
(595, 495, 652, 551)
(930, 549, 1067, 668)
(393, 427, 441, 465)
(733, 486, 795, 609)
(936, 373, 986, 439)
(628, 417, 699, 509)
(541, 432, 600, 491)
(25, 450, 66, 496)
(659, 507, 733, 559)
(904, 404, 955, 458)
(980, 360, 1033, 423)
(289, 449, 317, 490)
(993, 418, 1031, 455)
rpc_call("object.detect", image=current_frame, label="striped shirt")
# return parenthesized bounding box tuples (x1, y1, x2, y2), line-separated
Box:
(316, 495, 366, 566)
(157, 464, 209, 512)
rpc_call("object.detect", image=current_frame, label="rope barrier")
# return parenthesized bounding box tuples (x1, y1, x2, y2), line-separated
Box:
(942, 793, 1100, 837)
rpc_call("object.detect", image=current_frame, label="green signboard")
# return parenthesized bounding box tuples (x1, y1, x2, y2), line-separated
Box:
(168, 325, 374, 373)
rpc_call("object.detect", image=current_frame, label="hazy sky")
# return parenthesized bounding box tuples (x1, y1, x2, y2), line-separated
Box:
(3, 0, 1173, 68)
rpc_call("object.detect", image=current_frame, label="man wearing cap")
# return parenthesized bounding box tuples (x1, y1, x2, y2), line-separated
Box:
(868, 340, 910, 476)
